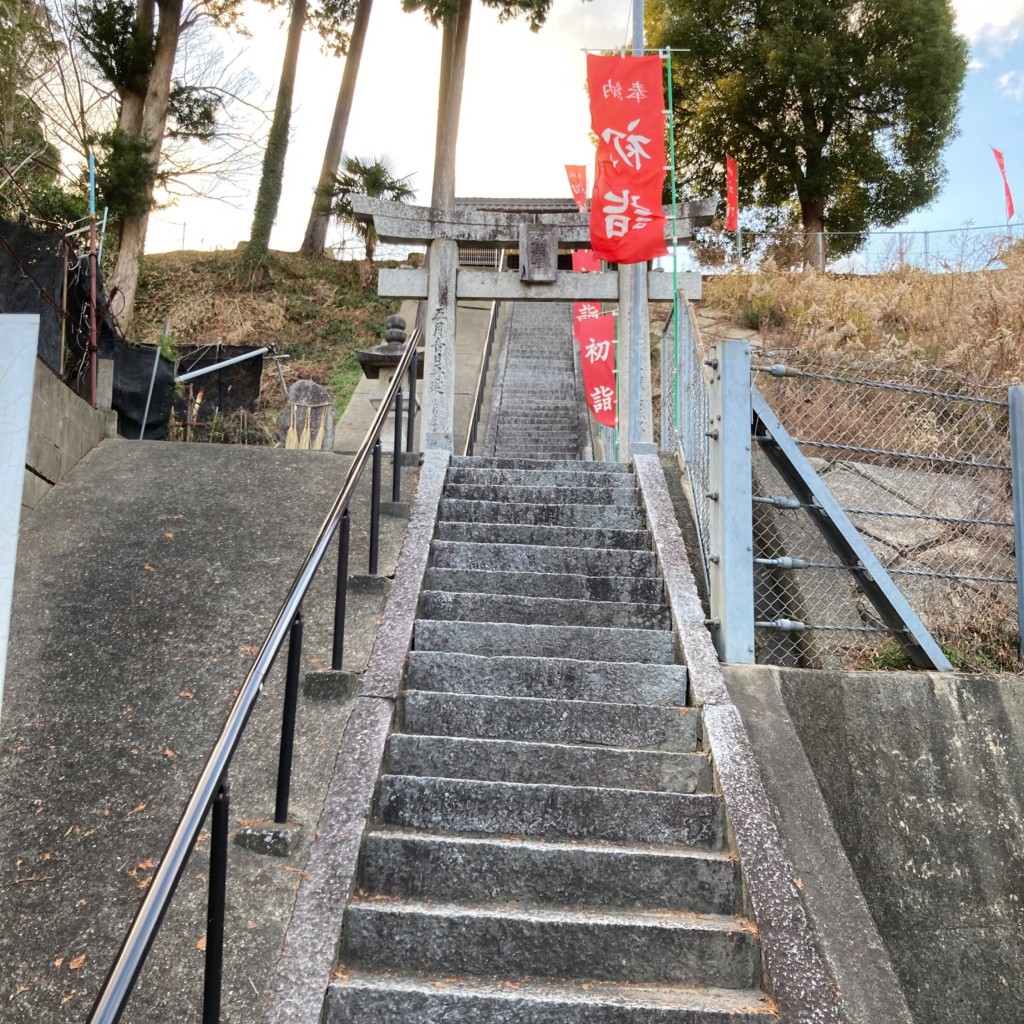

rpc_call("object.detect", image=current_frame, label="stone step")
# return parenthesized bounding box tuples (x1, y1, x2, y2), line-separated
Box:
(385, 734, 710, 793)
(439, 498, 646, 530)
(450, 456, 630, 474)
(435, 521, 650, 551)
(376, 775, 724, 848)
(360, 829, 738, 914)
(423, 567, 663, 604)
(491, 449, 582, 459)
(399, 690, 700, 751)
(413, 620, 676, 663)
(441, 484, 636, 505)
(418, 590, 672, 631)
(325, 971, 777, 1024)
(430, 541, 655, 577)
(406, 651, 688, 705)
(340, 898, 760, 989)
(446, 469, 631, 489)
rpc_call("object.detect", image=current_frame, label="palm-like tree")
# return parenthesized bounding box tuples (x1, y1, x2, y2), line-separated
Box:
(329, 154, 415, 261)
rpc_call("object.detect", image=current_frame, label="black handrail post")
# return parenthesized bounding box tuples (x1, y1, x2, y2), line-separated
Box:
(369, 439, 382, 575)
(392, 390, 404, 502)
(406, 347, 418, 452)
(202, 776, 230, 1024)
(274, 608, 303, 825)
(331, 511, 350, 671)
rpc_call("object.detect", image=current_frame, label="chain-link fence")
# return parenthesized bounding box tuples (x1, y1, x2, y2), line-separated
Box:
(668, 221, 1024, 276)
(751, 354, 1018, 669)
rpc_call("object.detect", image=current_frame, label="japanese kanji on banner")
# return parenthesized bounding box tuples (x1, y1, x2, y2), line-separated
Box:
(725, 155, 739, 232)
(586, 54, 668, 264)
(573, 305, 617, 427)
(565, 164, 589, 211)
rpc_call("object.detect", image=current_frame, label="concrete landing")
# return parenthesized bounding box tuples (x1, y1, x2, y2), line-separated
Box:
(0, 440, 416, 1022)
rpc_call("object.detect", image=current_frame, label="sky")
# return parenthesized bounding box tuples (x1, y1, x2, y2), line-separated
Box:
(144, 0, 1024, 255)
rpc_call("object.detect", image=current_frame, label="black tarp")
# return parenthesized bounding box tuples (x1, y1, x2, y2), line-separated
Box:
(172, 344, 264, 424)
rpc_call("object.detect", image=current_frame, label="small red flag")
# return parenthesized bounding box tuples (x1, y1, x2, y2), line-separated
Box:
(992, 147, 1015, 221)
(566, 165, 588, 211)
(725, 155, 739, 232)
(572, 250, 602, 273)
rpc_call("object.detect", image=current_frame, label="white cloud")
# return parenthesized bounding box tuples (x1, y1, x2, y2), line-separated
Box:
(952, 0, 1024, 40)
(998, 69, 1024, 99)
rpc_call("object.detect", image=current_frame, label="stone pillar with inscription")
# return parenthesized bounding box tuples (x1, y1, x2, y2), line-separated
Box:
(422, 237, 459, 451)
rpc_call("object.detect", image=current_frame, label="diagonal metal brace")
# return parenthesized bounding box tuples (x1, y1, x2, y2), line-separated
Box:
(751, 387, 952, 671)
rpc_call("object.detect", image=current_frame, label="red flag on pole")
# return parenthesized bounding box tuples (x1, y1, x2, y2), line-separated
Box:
(725, 155, 739, 231)
(586, 54, 668, 264)
(992, 147, 1015, 221)
(565, 165, 588, 211)
(573, 308, 617, 427)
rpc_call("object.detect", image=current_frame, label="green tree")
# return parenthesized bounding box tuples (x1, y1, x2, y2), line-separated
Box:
(329, 153, 414, 260)
(648, 0, 969, 265)
(299, 0, 372, 257)
(76, 0, 243, 329)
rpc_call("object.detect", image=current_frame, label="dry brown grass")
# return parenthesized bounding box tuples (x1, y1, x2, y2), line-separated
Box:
(133, 249, 397, 440)
(703, 247, 1024, 384)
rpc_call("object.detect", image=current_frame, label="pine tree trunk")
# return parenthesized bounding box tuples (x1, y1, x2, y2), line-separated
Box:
(299, 0, 373, 257)
(245, 0, 307, 272)
(107, 0, 181, 333)
(430, 0, 471, 212)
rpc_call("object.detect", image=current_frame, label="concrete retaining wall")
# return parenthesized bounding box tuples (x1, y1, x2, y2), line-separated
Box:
(23, 359, 114, 514)
(724, 665, 1024, 1024)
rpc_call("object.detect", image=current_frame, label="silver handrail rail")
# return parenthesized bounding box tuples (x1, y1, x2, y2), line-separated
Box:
(88, 326, 422, 1024)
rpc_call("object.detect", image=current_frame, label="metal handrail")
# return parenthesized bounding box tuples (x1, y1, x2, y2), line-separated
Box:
(88, 326, 422, 1024)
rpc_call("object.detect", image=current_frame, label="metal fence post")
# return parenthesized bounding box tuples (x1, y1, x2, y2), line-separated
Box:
(202, 776, 229, 1024)
(706, 340, 755, 663)
(1009, 385, 1024, 658)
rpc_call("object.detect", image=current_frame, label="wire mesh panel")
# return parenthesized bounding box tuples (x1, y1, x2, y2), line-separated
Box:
(752, 352, 1017, 668)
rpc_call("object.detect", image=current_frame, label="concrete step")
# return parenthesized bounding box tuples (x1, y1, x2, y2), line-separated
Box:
(360, 829, 738, 914)
(406, 651, 688, 705)
(376, 775, 724, 848)
(340, 898, 760, 989)
(418, 590, 672, 631)
(399, 690, 700, 751)
(446, 468, 632, 489)
(439, 498, 646, 530)
(435, 521, 650, 551)
(442, 484, 636, 505)
(423, 567, 663, 604)
(430, 541, 655, 577)
(385, 734, 711, 793)
(450, 456, 630, 473)
(325, 971, 777, 1024)
(413, 620, 676, 663)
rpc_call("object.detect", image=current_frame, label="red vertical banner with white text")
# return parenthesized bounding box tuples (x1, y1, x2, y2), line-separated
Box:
(725, 155, 739, 231)
(586, 54, 668, 264)
(565, 164, 589, 211)
(992, 147, 1015, 221)
(573, 303, 617, 427)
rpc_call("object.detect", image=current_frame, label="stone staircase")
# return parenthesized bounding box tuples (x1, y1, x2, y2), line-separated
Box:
(484, 302, 583, 459)
(324, 456, 776, 1023)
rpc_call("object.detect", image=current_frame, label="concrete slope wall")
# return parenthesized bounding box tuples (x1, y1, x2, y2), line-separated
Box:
(23, 359, 114, 514)
(728, 665, 1024, 1024)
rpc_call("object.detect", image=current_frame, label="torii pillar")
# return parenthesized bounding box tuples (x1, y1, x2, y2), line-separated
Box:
(351, 196, 712, 457)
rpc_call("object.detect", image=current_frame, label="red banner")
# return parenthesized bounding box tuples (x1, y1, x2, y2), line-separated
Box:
(725, 155, 739, 231)
(573, 306, 616, 427)
(992, 147, 1015, 221)
(565, 164, 588, 211)
(572, 249, 602, 273)
(586, 54, 668, 264)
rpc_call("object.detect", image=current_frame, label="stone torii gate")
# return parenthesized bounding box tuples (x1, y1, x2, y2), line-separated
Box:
(352, 195, 713, 456)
